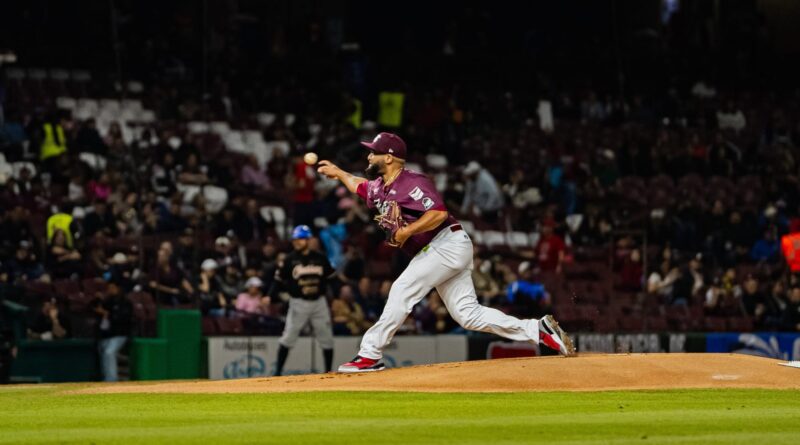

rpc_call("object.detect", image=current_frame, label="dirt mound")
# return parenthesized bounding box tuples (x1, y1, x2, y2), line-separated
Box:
(76, 353, 800, 394)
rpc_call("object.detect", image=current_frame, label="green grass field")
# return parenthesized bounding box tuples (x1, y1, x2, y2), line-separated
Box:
(1, 386, 799, 444)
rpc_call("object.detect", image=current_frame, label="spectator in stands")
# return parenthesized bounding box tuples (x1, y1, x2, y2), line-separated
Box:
(339, 244, 365, 282)
(235, 276, 271, 315)
(67, 172, 87, 204)
(34, 111, 68, 170)
(104, 122, 126, 153)
(232, 198, 267, 244)
(472, 256, 501, 304)
(704, 277, 724, 314)
(721, 211, 755, 263)
(83, 199, 116, 238)
(28, 298, 70, 340)
(705, 268, 741, 315)
(505, 261, 551, 318)
(289, 151, 316, 227)
(240, 155, 272, 192)
(4, 241, 44, 283)
(176, 152, 209, 186)
(531, 222, 566, 273)
(254, 238, 279, 291)
(46, 229, 82, 279)
(148, 243, 193, 305)
(74, 118, 107, 155)
(751, 228, 780, 263)
(763, 281, 788, 330)
(358, 278, 385, 323)
(781, 285, 800, 331)
(618, 248, 644, 292)
(0, 206, 35, 255)
(331, 284, 367, 335)
(150, 152, 178, 196)
(91, 276, 133, 381)
(647, 259, 679, 302)
(218, 264, 244, 304)
(213, 236, 240, 270)
(174, 228, 198, 273)
(460, 161, 504, 223)
(86, 172, 112, 202)
(671, 253, 704, 306)
(105, 252, 136, 293)
(428, 290, 456, 333)
(741, 274, 767, 323)
(196, 259, 228, 316)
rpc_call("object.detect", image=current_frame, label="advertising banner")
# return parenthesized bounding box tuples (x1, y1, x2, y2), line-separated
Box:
(705, 332, 800, 361)
(207, 335, 468, 379)
(575, 333, 706, 354)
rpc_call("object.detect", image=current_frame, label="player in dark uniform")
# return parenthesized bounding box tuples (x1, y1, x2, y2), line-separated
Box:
(318, 132, 575, 372)
(269, 225, 336, 376)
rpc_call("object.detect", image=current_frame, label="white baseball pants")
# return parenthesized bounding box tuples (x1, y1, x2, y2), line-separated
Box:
(358, 226, 540, 360)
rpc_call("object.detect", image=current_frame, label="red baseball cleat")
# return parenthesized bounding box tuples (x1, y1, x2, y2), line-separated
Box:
(539, 315, 577, 356)
(337, 356, 386, 373)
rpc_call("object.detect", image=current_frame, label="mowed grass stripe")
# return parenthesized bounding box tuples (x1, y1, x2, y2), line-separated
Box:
(0, 389, 798, 444)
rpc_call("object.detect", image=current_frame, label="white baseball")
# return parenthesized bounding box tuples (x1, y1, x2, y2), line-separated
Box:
(304, 152, 318, 165)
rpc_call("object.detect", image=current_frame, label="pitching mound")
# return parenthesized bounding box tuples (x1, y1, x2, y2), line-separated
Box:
(76, 353, 799, 394)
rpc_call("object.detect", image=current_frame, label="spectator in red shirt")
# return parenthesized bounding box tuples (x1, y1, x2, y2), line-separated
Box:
(618, 248, 643, 291)
(289, 153, 316, 227)
(534, 223, 566, 273)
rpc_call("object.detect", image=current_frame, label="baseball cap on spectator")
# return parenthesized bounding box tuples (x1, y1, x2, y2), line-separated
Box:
(245, 276, 263, 289)
(201, 259, 218, 271)
(360, 132, 407, 159)
(215, 236, 231, 247)
(110, 253, 128, 265)
(463, 161, 481, 176)
(518, 261, 531, 275)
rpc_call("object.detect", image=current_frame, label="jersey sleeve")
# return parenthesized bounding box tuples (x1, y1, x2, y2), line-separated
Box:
(356, 181, 368, 201)
(399, 176, 446, 212)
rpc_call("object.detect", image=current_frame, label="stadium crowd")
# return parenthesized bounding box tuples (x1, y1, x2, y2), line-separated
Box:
(1, 3, 800, 370)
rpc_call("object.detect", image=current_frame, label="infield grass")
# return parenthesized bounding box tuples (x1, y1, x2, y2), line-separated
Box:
(0, 387, 798, 444)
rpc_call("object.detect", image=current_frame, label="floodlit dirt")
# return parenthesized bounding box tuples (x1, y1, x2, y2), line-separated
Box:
(74, 353, 800, 394)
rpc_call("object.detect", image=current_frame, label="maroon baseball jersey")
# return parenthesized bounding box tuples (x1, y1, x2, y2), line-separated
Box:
(356, 169, 459, 256)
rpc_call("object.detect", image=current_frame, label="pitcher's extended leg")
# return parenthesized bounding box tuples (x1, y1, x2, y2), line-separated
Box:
(436, 268, 540, 341)
(358, 248, 458, 359)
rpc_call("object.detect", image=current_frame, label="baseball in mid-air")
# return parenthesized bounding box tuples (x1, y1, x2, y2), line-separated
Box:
(303, 152, 318, 165)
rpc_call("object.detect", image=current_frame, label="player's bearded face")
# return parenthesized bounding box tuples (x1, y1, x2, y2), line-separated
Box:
(365, 156, 386, 179)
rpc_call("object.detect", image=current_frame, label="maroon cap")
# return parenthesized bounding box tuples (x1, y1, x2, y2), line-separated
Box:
(360, 132, 407, 159)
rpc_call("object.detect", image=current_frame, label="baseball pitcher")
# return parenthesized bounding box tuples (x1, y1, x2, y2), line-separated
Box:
(317, 132, 575, 372)
(269, 225, 336, 375)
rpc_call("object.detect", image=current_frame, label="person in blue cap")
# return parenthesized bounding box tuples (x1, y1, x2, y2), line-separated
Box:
(269, 225, 337, 375)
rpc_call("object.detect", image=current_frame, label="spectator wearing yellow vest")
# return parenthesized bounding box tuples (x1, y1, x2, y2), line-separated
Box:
(39, 113, 68, 161)
(46, 229, 82, 280)
(46, 213, 74, 248)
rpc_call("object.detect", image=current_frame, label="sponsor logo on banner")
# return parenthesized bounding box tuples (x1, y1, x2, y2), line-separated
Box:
(223, 355, 266, 379)
(706, 333, 800, 360)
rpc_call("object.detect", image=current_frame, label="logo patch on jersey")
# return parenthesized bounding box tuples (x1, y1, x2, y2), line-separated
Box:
(409, 186, 424, 201)
(422, 197, 435, 210)
(389, 190, 397, 195)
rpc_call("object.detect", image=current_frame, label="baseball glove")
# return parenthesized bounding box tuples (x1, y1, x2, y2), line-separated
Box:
(374, 200, 407, 247)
